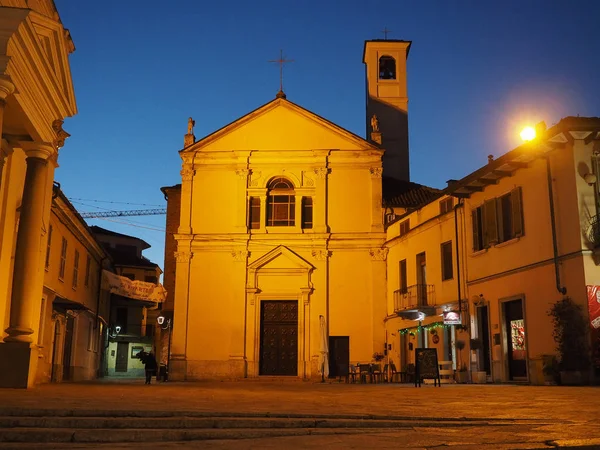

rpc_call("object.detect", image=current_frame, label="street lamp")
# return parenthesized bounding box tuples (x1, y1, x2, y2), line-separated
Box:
(157, 315, 172, 381)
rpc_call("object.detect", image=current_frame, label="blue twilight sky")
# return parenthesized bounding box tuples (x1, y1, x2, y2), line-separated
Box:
(53, 0, 600, 272)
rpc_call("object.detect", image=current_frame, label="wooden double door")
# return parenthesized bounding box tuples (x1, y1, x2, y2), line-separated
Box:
(259, 301, 298, 376)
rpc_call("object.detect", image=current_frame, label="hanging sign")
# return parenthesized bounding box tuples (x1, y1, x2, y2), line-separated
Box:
(102, 270, 167, 303)
(443, 310, 461, 325)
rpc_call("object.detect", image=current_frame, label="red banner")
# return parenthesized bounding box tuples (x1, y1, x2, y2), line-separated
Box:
(586, 286, 600, 368)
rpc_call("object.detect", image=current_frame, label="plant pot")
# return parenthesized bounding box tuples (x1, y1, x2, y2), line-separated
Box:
(472, 371, 487, 384)
(559, 370, 589, 386)
(455, 371, 469, 384)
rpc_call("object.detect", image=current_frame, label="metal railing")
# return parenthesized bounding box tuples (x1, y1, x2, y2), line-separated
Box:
(393, 284, 436, 311)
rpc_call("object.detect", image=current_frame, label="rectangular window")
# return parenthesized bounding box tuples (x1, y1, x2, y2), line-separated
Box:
(123, 273, 135, 280)
(59, 237, 67, 280)
(267, 195, 295, 226)
(45, 225, 53, 270)
(399, 219, 410, 236)
(471, 187, 524, 252)
(72, 250, 79, 289)
(116, 307, 128, 334)
(399, 259, 407, 294)
(249, 197, 260, 229)
(441, 241, 453, 281)
(145, 275, 157, 283)
(84, 255, 91, 287)
(301, 197, 313, 229)
(440, 197, 454, 215)
(497, 187, 524, 242)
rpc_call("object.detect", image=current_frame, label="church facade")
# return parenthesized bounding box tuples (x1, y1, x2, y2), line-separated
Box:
(165, 40, 411, 380)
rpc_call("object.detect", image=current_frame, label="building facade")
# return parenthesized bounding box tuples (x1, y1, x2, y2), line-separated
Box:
(0, 0, 77, 388)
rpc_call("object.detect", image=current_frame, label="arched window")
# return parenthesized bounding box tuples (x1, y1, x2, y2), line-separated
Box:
(379, 56, 396, 80)
(267, 177, 295, 226)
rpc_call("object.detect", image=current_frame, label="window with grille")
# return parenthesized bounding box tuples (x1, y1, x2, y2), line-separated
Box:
(72, 250, 79, 289)
(440, 197, 454, 215)
(249, 197, 260, 229)
(301, 197, 313, 229)
(399, 219, 410, 236)
(266, 177, 295, 227)
(84, 255, 91, 287)
(45, 225, 53, 269)
(441, 241, 453, 280)
(59, 238, 67, 280)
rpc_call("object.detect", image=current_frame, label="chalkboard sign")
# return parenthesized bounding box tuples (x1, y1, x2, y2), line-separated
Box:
(414, 348, 441, 387)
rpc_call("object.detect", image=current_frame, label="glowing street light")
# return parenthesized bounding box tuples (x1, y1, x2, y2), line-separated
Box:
(520, 126, 536, 142)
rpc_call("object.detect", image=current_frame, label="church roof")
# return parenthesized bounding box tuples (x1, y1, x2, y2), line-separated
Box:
(181, 96, 381, 153)
(382, 176, 442, 208)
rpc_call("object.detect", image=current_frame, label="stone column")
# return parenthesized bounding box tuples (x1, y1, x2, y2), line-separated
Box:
(0, 77, 15, 179)
(5, 143, 55, 343)
(313, 167, 328, 233)
(169, 248, 192, 381)
(370, 167, 384, 232)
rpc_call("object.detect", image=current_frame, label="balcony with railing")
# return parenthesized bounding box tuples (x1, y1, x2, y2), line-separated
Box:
(394, 284, 436, 312)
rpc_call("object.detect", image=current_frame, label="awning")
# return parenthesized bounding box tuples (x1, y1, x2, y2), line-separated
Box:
(101, 270, 167, 304)
(53, 296, 92, 312)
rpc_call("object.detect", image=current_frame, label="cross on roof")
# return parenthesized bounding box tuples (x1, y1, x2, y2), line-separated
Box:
(382, 27, 392, 39)
(269, 49, 294, 95)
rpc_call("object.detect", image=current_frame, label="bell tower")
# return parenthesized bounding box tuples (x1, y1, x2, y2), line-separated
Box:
(363, 39, 411, 181)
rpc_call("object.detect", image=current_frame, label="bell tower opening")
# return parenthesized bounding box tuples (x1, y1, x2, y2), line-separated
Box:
(363, 40, 411, 181)
(379, 55, 396, 80)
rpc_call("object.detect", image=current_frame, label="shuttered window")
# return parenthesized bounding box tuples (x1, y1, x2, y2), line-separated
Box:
(441, 241, 453, 280)
(249, 197, 260, 229)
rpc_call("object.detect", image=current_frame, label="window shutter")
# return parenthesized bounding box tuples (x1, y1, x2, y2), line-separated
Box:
(511, 187, 523, 237)
(471, 210, 480, 251)
(483, 199, 498, 247)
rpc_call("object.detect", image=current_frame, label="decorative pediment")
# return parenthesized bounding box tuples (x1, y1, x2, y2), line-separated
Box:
(182, 98, 380, 153)
(248, 245, 314, 272)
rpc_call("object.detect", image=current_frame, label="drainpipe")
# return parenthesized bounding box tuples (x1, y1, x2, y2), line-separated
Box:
(545, 156, 567, 295)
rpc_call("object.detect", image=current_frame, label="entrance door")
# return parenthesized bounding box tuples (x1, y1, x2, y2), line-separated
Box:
(115, 342, 129, 372)
(504, 299, 527, 380)
(328, 336, 349, 378)
(478, 305, 491, 374)
(259, 301, 298, 376)
(62, 316, 74, 381)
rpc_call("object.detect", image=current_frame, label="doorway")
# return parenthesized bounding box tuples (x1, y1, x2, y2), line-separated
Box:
(62, 316, 74, 381)
(259, 301, 298, 376)
(503, 299, 527, 380)
(328, 336, 349, 378)
(115, 341, 129, 372)
(477, 305, 491, 374)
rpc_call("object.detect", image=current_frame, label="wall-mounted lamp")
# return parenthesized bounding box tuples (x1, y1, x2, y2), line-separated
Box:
(115, 325, 121, 334)
(584, 173, 597, 186)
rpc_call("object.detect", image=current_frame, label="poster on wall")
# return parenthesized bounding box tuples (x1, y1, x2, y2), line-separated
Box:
(586, 286, 600, 370)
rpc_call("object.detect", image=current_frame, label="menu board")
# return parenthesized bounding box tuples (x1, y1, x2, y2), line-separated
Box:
(415, 348, 441, 387)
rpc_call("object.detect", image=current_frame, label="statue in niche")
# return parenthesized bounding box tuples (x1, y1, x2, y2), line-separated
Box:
(371, 114, 379, 133)
(187, 117, 195, 135)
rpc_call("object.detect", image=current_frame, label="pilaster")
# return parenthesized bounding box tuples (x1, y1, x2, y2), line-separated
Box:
(178, 163, 195, 235)
(313, 167, 329, 233)
(170, 247, 192, 380)
(370, 167, 384, 232)
(235, 169, 250, 232)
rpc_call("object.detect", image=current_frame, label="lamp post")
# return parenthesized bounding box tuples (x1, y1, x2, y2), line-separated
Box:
(157, 315, 172, 381)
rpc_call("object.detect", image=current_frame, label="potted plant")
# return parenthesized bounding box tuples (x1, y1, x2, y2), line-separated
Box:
(455, 339, 469, 383)
(548, 297, 591, 385)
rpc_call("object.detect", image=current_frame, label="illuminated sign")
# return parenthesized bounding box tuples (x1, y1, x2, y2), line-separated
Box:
(443, 311, 461, 325)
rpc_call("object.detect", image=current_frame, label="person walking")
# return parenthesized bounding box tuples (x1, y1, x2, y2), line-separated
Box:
(143, 351, 157, 385)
